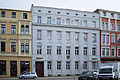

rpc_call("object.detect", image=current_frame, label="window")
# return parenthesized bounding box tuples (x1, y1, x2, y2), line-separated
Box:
(83, 62, 87, 69)
(66, 13, 69, 15)
(117, 34, 120, 43)
(21, 25, 24, 34)
(111, 23, 114, 30)
(25, 43, 29, 52)
(118, 14, 120, 19)
(21, 43, 24, 52)
(111, 13, 114, 18)
(25, 25, 29, 34)
(1, 11, 5, 17)
(84, 47, 87, 55)
(23, 13, 27, 19)
(47, 46, 52, 54)
(75, 47, 79, 55)
(105, 22, 108, 30)
(11, 25, 16, 34)
(57, 18, 61, 25)
(83, 20, 87, 27)
(47, 62, 51, 70)
(106, 35, 109, 44)
(37, 44, 42, 54)
(102, 34, 105, 44)
(66, 19, 70, 25)
(1, 24, 6, 34)
(47, 31, 52, 40)
(57, 46, 61, 55)
(57, 62, 61, 70)
(103, 12, 106, 16)
(92, 47, 96, 55)
(0, 61, 6, 75)
(75, 62, 79, 69)
(92, 21, 96, 27)
(57, 12, 60, 14)
(66, 32, 70, 40)
(37, 16, 42, 24)
(92, 33, 96, 42)
(11, 42, 16, 52)
(111, 35, 115, 43)
(1, 42, 5, 52)
(75, 33, 79, 41)
(57, 31, 61, 40)
(48, 11, 51, 13)
(117, 24, 120, 31)
(12, 12, 16, 18)
(75, 19, 79, 25)
(111, 48, 115, 56)
(102, 48, 105, 56)
(102, 22, 105, 29)
(106, 48, 109, 56)
(47, 17, 52, 24)
(92, 62, 97, 69)
(37, 30, 42, 39)
(66, 62, 70, 70)
(84, 33, 88, 41)
(38, 10, 41, 12)
(117, 48, 120, 56)
(66, 46, 70, 55)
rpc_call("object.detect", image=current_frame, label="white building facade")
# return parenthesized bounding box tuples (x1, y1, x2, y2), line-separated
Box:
(31, 5, 100, 77)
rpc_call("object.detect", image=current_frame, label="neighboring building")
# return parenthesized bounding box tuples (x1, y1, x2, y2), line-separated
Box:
(0, 9, 32, 77)
(95, 9, 120, 62)
(31, 5, 100, 77)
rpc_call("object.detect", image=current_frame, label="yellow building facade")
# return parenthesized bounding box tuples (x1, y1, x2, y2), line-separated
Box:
(0, 9, 32, 77)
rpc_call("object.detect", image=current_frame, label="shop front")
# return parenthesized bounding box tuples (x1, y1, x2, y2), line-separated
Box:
(0, 56, 31, 78)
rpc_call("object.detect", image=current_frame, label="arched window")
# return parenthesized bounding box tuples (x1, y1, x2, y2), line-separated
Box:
(25, 43, 29, 52)
(21, 43, 24, 52)
(21, 25, 24, 34)
(25, 25, 29, 34)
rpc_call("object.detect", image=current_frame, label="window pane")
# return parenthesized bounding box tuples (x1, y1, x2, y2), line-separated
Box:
(23, 13, 27, 19)
(1, 42, 5, 52)
(0, 61, 6, 75)
(11, 42, 16, 52)
(25, 43, 29, 52)
(11, 25, 16, 34)
(25, 25, 29, 34)
(12, 12, 16, 18)
(1, 24, 6, 34)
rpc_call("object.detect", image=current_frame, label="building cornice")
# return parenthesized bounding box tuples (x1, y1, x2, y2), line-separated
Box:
(32, 23, 100, 31)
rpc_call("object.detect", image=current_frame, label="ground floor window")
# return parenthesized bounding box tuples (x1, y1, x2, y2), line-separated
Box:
(20, 61, 30, 74)
(0, 61, 6, 75)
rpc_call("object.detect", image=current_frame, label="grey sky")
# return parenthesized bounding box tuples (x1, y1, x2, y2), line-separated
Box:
(0, 0, 120, 12)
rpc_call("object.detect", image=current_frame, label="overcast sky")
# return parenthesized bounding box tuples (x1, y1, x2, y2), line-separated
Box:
(0, 0, 120, 12)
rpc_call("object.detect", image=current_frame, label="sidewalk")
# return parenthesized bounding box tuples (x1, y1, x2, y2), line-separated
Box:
(0, 76, 78, 80)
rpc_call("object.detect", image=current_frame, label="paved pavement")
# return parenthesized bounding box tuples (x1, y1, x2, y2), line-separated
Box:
(0, 76, 78, 80)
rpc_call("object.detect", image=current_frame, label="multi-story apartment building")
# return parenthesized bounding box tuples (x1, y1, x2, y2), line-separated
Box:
(0, 9, 32, 77)
(31, 5, 100, 77)
(95, 9, 120, 62)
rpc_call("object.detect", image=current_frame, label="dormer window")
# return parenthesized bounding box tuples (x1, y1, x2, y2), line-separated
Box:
(75, 14, 78, 16)
(38, 10, 41, 12)
(48, 11, 51, 13)
(103, 12, 106, 16)
(111, 13, 114, 18)
(66, 13, 69, 15)
(57, 12, 60, 14)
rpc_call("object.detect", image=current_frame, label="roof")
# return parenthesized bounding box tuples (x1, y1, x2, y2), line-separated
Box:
(94, 9, 120, 14)
(0, 8, 31, 12)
